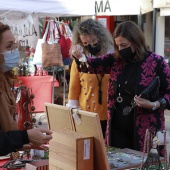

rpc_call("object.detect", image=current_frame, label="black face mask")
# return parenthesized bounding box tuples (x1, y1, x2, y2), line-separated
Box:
(119, 46, 136, 62)
(85, 43, 101, 56)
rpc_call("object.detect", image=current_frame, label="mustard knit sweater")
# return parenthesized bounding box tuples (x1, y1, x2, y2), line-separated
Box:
(68, 60, 109, 120)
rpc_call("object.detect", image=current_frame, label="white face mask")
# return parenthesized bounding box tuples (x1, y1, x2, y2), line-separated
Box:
(1, 48, 20, 72)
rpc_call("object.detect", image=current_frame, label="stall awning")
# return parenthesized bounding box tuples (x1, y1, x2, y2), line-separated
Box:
(160, 8, 170, 16)
(95, 0, 153, 16)
(153, 0, 170, 16)
(140, 0, 153, 14)
(153, 0, 170, 8)
(0, 0, 95, 17)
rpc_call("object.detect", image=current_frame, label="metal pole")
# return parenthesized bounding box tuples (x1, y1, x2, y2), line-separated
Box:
(63, 67, 66, 106)
(138, 13, 142, 30)
(52, 68, 55, 104)
(152, 8, 157, 52)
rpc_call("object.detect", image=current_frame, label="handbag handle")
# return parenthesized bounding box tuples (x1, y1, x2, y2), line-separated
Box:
(42, 21, 50, 43)
(49, 21, 60, 44)
(42, 20, 59, 44)
(54, 21, 62, 39)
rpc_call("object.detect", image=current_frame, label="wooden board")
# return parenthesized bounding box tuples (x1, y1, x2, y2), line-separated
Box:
(45, 103, 109, 170)
(70, 108, 109, 170)
(45, 103, 74, 131)
(49, 129, 93, 170)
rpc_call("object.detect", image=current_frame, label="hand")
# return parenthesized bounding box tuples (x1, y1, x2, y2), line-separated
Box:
(19, 144, 49, 151)
(27, 128, 53, 146)
(134, 95, 153, 109)
(71, 44, 83, 59)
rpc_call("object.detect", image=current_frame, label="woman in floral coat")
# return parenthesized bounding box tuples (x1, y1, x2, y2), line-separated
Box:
(72, 21, 170, 156)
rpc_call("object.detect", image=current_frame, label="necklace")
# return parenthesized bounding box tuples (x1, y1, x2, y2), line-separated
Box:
(116, 64, 135, 103)
(96, 74, 104, 104)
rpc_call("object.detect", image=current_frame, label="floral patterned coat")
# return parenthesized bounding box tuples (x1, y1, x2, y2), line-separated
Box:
(84, 51, 170, 154)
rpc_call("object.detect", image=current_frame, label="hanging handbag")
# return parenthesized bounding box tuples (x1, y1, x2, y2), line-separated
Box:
(41, 21, 63, 68)
(33, 17, 49, 65)
(140, 76, 160, 101)
(55, 22, 71, 60)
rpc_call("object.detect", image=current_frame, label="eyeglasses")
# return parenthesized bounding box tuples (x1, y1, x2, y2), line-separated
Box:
(123, 99, 137, 115)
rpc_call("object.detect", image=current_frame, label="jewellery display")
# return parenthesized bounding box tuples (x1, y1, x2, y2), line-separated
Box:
(95, 73, 104, 104)
(16, 85, 36, 130)
(106, 148, 146, 170)
(141, 129, 169, 170)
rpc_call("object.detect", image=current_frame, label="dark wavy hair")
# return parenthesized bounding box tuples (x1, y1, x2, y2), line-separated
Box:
(0, 22, 16, 87)
(70, 18, 113, 56)
(113, 21, 149, 62)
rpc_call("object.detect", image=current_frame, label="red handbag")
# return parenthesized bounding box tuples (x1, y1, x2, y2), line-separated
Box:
(55, 22, 71, 60)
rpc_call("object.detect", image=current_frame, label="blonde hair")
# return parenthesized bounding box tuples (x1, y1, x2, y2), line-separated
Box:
(70, 18, 113, 56)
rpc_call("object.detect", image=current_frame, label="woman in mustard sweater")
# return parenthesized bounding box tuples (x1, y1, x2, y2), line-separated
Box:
(67, 19, 114, 137)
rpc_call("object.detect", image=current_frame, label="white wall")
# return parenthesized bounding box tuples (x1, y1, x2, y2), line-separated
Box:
(143, 12, 153, 50)
(155, 12, 165, 56)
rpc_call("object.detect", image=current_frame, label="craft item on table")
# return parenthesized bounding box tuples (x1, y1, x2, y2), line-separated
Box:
(141, 129, 169, 170)
(25, 159, 49, 170)
(15, 85, 36, 130)
(106, 148, 147, 170)
(0, 159, 34, 169)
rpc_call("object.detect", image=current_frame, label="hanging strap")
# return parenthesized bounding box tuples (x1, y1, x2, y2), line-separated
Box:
(42, 21, 50, 43)
(96, 74, 104, 105)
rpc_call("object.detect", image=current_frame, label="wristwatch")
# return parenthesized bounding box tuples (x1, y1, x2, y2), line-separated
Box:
(152, 102, 157, 110)
(159, 98, 167, 109)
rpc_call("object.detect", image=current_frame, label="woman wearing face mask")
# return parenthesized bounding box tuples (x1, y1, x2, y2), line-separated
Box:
(0, 22, 20, 132)
(67, 18, 114, 138)
(0, 23, 54, 154)
(72, 21, 170, 156)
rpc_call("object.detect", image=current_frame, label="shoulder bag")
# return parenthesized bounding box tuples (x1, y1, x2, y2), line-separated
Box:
(140, 76, 160, 101)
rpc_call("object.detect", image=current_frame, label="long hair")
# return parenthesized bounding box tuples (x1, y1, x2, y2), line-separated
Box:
(113, 21, 149, 62)
(70, 18, 113, 56)
(0, 22, 16, 87)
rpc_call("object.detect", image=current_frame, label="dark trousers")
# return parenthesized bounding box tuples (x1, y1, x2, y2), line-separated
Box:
(110, 129, 134, 149)
(100, 120, 107, 138)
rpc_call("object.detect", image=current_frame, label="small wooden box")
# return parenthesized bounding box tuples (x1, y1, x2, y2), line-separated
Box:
(49, 129, 94, 170)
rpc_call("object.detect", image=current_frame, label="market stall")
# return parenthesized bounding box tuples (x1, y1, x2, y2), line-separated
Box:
(0, 1, 95, 168)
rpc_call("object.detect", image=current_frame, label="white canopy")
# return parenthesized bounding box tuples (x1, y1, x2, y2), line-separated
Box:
(0, 0, 95, 49)
(153, 0, 170, 16)
(0, 0, 95, 17)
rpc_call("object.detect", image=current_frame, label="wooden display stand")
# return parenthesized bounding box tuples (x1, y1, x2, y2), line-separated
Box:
(49, 129, 94, 170)
(45, 103, 109, 170)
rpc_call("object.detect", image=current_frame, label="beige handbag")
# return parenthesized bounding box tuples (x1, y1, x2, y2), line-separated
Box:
(41, 21, 63, 68)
